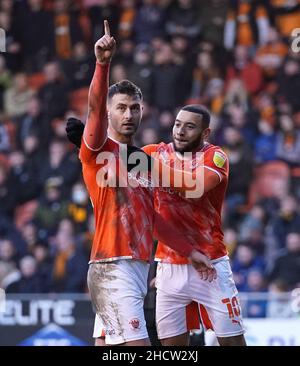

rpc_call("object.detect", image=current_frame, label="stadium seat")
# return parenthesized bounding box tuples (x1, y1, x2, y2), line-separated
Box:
(247, 161, 290, 207)
(69, 87, 89, 116)
(27, 73, 46, 92)
(14, 200, 38, 230)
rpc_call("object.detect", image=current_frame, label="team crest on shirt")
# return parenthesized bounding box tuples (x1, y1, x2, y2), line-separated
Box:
(129, 318, 141, 330)
(189, 159, 200, 169)
(213, 151, 226, 168)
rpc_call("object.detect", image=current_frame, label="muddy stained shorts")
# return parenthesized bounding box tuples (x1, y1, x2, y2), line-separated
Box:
(87, 259, 150, 345)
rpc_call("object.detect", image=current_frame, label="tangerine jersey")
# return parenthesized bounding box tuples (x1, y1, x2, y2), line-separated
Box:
(143, 142, 229, 264)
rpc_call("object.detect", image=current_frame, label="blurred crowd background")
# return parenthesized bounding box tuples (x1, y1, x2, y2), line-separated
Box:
(0, 0, 300, 318)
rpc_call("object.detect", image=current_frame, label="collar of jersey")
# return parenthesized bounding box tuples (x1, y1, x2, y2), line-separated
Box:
(108, 135, 129, 148)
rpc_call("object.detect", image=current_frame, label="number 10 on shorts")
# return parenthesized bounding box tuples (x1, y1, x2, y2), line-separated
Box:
(222, 296, 241, 319)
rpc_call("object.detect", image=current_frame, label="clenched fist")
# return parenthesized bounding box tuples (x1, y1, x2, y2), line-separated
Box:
(95, 20, 116, 65)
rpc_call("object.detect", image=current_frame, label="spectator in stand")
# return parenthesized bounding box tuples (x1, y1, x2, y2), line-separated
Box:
(33, 242, 53, 293)
(165, 0, 201, 40)
(20, 222, 39, 255)
(269, 196, 300, 254)
(51, 0, 83, 60)
(0, 123, 11, 153)
(133, 0, 166, 44)
(255, 27, 288, 81)
(38, 61, 69, 121)
(189, 49, 220, 103)
(16, 0, 53, 72)
(0, 261, 20, 291)
(17, 97, 50, 150)
(268, 0, 300, 39)
(223, 126, 253, 223)
(0, 56, 12, 112)
(50, 219, 88, 293)
(38, 138, 80, 196)
(0, 238, 18, 264)
(118, 0, 136, 40)
(110, 63, 128, 84)
(0, 10, 22, 72)
(140, 127, 159, 146)
(157, 110, 174, 142)
(277, 56, 300, 112)
(268, 232, 300, 289)
(8, 150, 40, 205)
(68, 182, 91, 233)
(224, 0, 270, 50)
(275, 114, 300, 167)
(254, 118, 277, 164)
(239, 205, 266, 255)
(63, 42, 95, 90)
(128, 43, 154, 105)
(231, 244, 265, 291)
(244, 269, 268, 318)
(226, 45, 264, 95)
(197, 0, 227, 46)
(86, 0, 120, 44)
(6, 255, 43, 293)
(3, 73, 34, 118)
(33, 177, 69, 239)
(113, 39, 135, 68)
(152, 42, 189, 111)
(0, 160, 17, 220)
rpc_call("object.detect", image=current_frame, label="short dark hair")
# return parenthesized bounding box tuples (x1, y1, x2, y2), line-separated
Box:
(108, 79, 143, 101)
(181, 104, 210, 128)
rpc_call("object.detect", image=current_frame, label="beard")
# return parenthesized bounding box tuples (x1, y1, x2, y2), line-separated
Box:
(173, 136, 204, 153)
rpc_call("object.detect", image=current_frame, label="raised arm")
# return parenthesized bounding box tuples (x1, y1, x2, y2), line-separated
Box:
(83, 20, 116, 150)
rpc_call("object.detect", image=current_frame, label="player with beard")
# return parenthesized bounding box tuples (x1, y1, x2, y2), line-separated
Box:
(67, 103, 246, 346)
(142, 105, 246, 346)
(73, 20, 215, 346)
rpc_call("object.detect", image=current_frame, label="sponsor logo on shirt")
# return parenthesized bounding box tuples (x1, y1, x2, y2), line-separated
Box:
(213, 151, 226, 168)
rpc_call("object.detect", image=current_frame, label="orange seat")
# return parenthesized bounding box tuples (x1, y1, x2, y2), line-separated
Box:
(28, 73, 46, 91)
(246, 161, 290, 208)
(14, 200, 38, 231)
(69, 87, 89, 115)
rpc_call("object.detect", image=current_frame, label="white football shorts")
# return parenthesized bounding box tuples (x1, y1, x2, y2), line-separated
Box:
(88, 259, 150, 345)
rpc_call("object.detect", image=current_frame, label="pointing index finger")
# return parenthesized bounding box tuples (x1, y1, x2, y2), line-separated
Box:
(104, 20, 110, 37)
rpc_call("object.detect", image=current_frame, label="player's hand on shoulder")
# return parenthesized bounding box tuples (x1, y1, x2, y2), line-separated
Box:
(95, 20, 116, 65)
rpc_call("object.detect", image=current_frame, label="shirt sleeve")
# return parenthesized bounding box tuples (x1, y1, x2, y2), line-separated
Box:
(79, 136, 102, 165)
(204, 147, 229, 183)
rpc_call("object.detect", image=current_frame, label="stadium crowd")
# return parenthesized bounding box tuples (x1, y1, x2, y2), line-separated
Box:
(0, 0, 300, 318)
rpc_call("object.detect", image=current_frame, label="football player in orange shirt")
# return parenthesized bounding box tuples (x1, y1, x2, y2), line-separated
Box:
(69, 104, 247, 346)
(73, 20, 215, 346)
(91, 105, 246, 346)
(142, 105, 246, 346)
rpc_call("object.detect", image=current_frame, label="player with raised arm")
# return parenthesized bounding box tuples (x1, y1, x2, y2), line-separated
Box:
(67, 104, 246, 346)
(76, 20, 215, 346)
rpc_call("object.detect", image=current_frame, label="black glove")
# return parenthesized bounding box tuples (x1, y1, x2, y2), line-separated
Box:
(66, 117, 84, 148)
